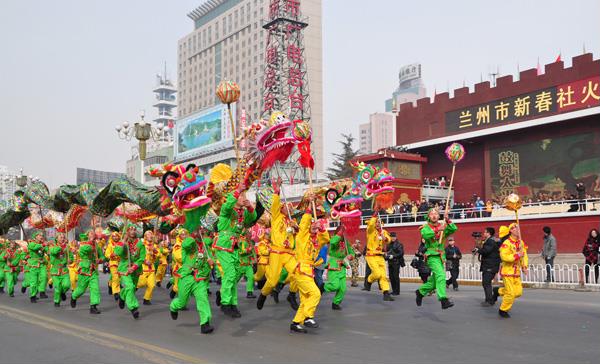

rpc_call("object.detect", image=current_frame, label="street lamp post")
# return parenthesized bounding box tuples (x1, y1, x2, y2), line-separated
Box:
(115, 112, 166, 183)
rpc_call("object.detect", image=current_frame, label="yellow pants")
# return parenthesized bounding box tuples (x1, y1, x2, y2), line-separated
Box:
(155, 264, 167, 283)
(261, 252, 298, 296)
(109, 266, 120, 295)
(499, 276, 522, 312)
(137, 271, 156, 301)
(254, 264, 267, 282)
(292, 273, 321, 323)
(68, 267, 78, 291)
(366, 255, 390, 292)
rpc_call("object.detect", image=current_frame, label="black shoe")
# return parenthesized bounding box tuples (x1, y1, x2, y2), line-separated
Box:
(415, 290, 424, 307)
(30, 296, 38, 303)
(170, 310, 178, 320)
(131, 308, 140, 319)
(492, 287, 499, 304)
(39, 292, 48, 299)
(70, 297, 76, 308)
(113, 293, 119, 301)
(480, 301, 493, 307)
(49, 284, 53, 289)
(441, 298, 454, 309)
(215, 291, 221, 306)
(230, 305, 242, 318)
(290, 322, 307, 333)
(362, 281, 372, 291)
(54, 302, 60, 307)
(271, 287, 280, 304)
(118, 297, 125, 309)
(108, 285, 113, 295)
(143, 299, 152, 306)
(156, 282, 162, 288)
(257, 294, 267, 310)
(90, 305, 101, 314)
(391, 291, 400, 296)
(498, 309, 511, 318)
(61, 293, 67, 302)
(166, 281, 173, 289)
(304, 318, 319, 328)
(201, 323, 214, 334)
(9, 293, 14, 297)
(0, 287, 4, 294)
(246, 292, 256, 299)
(256, 279, 266, 290)
(453, 287, 459, 291)
(287, 292, 299, 310)
(351, 282, 359, 287)
(383, 291, 395, 301)
(21, 286, 26, 294)
(332, 303, 342, 310)
(207, 289, 211, 296)
(169, 290, 176, 299)
(221, 304, 232, 316)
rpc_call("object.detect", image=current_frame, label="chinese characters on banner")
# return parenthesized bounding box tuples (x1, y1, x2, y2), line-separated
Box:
(445, 76, 600, 132)
(497, 151, 520, 198)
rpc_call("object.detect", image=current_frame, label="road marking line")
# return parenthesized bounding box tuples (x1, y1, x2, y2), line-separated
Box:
(0, 304, 209, 364)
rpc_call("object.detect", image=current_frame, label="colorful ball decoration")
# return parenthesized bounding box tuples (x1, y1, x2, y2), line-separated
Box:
(504, 193, 523, 211)
(445, 142, 466, 164)
(216, 80, 240, 104)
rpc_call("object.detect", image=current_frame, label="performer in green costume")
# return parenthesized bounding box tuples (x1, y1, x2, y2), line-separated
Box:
(26, 231, 48, 302)
(113, 224, 146, 319)
(169, 236, 215, 334)
(416, 208, 457, 309)
(0, 239, 6, 293)
(1, 240, 23, 296)
(49, 233, 72, 307)
(70, 233, 102, 314)
(214, 187, 256, 318)
(239, 234, 256, 299)
(323, 229, 354, 310)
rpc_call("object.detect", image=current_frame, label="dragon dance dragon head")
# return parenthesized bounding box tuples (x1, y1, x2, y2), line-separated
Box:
(350, 161, 394, 200)
(149, 163, 211, 213)
(238, 111, 311, 172)
(321, 180, 363, 220)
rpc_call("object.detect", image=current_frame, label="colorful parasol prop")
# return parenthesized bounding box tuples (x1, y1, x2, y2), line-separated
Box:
(216, 80, 241, 162)
(438, 142, 466, 246)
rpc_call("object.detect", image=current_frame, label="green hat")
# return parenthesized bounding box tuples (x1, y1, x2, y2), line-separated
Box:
(79, 233, 88, 242)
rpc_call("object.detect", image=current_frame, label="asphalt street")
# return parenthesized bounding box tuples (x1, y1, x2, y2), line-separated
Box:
(0, 275, 598, 364)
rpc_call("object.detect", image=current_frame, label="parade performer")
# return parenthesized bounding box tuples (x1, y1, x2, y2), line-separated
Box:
(169, 236, 215, 334)
(364, 212, 394, 301)
(415, 208, 457, 309)
(0, 239, 6, 293)
(290, 204, 339, 333)
(114, 224, 146, 319)
(168, 228, 186, 299)
(70, 233, 102, 314)
(137, 230, 158, 305)
(257, 179, 300, 310)
(239, 231, 256, 298)
(213, 183, 256, 318)
(67, 237, 79, 291)
(323, 227, 355, 310)
(155, 238, 170, 287)
(49, 233, 72, 307)
(104, 230, 121, 301)
(253, 226, 270, 288)
(494, 223, 528, 318)
(26, 231, 48, 302)
(2, 240, 23, 297)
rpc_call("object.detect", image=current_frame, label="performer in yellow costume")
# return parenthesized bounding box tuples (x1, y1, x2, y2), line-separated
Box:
(494, 223, 528, 318)
(137, 230, 158, 305)
(168, 229, 186, 299)
(364, 211, 394, 301)
(155, 238, 170, 287)
(67, 237, 79, 291)
(104, 230, 121, 301)
(253, 227, 271, 287)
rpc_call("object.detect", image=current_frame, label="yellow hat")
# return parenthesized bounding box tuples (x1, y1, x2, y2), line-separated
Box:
(499, 225, 510, 239)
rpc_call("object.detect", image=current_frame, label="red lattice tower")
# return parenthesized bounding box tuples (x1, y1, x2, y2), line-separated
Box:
(261, 0, 311, 183)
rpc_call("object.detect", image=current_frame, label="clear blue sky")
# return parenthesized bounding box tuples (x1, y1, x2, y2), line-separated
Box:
(1, 0, 599, 187)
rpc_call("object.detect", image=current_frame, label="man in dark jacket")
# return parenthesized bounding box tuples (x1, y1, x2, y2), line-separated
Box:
(386, 233, 405, 295)
(542, 226, 557, 283)
(475, 227, 500, 306)
(445, 237, 462, 291)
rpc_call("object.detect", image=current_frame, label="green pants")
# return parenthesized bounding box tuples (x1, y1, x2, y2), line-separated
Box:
(72, 272, 101, 305)
(170, 276, 211, 325)
(215, 249, 241, 306)
(22, 270, 30, 289)
(120, 273, 140, 310)
(0, 269, 5, 288)
(4, 271, 17, 295)
(279, 268, 288, 284)
(27, 267, 45, 298)
(38, 266, 48, 293)
(324, 269, 347, 305)
(242, 265, 254, 293)
(418, 256, 447, 300)
(52, 274, 70, 304)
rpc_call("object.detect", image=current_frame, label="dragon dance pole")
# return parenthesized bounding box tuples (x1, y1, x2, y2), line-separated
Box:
(216, 80, 241, 163)
(437, 143, 466, 246)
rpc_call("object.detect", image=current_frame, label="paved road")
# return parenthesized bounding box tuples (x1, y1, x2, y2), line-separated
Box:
(0, 276, 598, 364)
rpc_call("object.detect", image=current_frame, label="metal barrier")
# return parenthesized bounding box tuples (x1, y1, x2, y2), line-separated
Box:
(344, 259, 600, 286)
